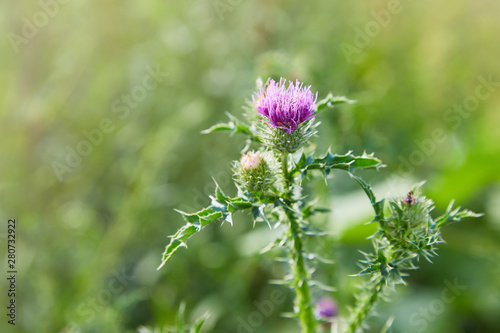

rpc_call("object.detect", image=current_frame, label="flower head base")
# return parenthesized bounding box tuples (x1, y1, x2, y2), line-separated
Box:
(234, 151, 275, 194)
(253, 78, 319, 153)
(253, 78, 318, 134)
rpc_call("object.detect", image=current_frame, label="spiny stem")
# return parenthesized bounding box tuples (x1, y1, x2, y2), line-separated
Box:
(281, 151, 316, 333)
(347, 278, 385, 333)
(287, 209, 316, 333)
(281, 151, 290, 191)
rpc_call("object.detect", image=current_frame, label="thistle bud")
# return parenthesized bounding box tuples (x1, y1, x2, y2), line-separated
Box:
(384, 187, 434, 251)
(240, 151, 263, 171)
(234, 151, 275, 194)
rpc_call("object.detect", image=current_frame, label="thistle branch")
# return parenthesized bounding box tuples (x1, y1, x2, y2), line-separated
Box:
(347, 278, 385, 333)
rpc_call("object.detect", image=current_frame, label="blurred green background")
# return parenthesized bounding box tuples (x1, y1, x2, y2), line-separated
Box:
(1, 0, 499, 332)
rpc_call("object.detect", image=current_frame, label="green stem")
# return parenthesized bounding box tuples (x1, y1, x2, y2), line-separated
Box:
(288, 209, 316, 333)
(347, 278, 385, 333)
(281, 152, 316, 333)
(281, 151, 290, 191)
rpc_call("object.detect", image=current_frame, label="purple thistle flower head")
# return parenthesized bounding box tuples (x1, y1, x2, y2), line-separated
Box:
(253, 78, 318, 134)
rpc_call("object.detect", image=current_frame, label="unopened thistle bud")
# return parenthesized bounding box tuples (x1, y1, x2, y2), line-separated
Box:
(252, 78, 318, 153)
(384, 187, 435, 250)
(240, 151, 263, 171)
(235, 151, 275, 194)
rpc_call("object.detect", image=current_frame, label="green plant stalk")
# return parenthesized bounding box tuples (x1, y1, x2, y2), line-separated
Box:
(281, 151, 290, 190)
(347, 278, 385, 333)
(282, 152, 316, 333)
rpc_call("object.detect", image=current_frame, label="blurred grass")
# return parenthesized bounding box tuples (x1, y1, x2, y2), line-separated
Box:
(1, 0, 499, 332)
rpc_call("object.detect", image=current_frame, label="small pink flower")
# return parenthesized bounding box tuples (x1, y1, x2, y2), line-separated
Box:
(240, 151, 263, 171)
(315, 297, 338, 321)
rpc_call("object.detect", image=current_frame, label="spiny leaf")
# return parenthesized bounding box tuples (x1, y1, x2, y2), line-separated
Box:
(300, 198, 331, 218)
(308, 280, 337, 292)
(252, 204, 271, 228)
(303, 253, 335, 265)
(351, 266, 378, 277)
(434, 200, 483, 228)
(290, 150, 384, 181)
(201, 112, 259, 142)
(228, 197, 254, 210)
(260, 235, 287, 254)
(158, 185, 253, 270)
(349, 173, 385, 222)
(157, 223, 199, 270)
(315, 93, 356, 113)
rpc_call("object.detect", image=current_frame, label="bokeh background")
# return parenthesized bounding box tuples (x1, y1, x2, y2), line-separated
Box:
(1, 0, 499, 332)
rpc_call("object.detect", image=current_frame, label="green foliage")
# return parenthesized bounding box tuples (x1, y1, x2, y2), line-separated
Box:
(346, 183, 482, 332)
(158, 148, 382, 269)
(160, 93, 371, 269)
(291, 150, 384, 181)
(158, 183, 253, 269)
(315, 93, 356, 113)
(159, 86, 389, 333)
(435, 200, 483, 228)
(159, 79, 483, 333)
(201, 112, 256, 140)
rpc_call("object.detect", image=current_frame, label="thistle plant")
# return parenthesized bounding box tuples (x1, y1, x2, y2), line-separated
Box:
(158, 78, 481, 333)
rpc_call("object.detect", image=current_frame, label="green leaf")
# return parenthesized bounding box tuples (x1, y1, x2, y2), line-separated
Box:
(158, 184, 253, 270)
(252, 204, 271, 228)
(349, 173, 385, 222)
(377, 249, 388, 265)
(260, 235, 286, 254)
(315, 93, 356, 113)
(201, 112, 259, 141)
(434, 200, 483, 228)
(290, 150, 384, 181)
(308, 280, 337, 292)
(352, 266, 378, 276)
(228, 197, 254, 210)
